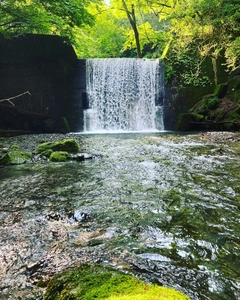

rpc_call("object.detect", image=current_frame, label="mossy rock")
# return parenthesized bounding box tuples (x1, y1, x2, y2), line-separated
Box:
(33, 139, 80, 155)
(49, 151, 69, 162)
(44, 264, 190, 300)
(192, 113, 204, 122)
(0, 150, 32, 165)
(40, 149, 53, 158)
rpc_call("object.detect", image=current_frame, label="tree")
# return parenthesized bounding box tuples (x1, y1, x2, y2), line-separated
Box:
(0, 0, 95, 43)
(109, 0, 178, 58)
(121, 0, 142, 58)
(73, 2, 127, 58)
(170, 0, 240, 72)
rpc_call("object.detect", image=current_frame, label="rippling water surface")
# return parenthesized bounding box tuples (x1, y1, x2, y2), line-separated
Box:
(0, 132, 239, 299)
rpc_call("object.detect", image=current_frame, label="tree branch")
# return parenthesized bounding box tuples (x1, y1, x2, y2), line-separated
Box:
(0, 91, 31, 106)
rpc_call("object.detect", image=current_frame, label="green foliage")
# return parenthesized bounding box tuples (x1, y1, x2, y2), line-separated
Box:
(1, 0, 239, 75)
(170, 0, 240, 72)
(225, 37, 240, 72)
(0, 0, 95, 43)
(74, 3, 127, 58)
(166, 44, 211, 87)
(109, 0, 175, 58)
(225, 107, 240, 123)
(201, 96, 220, 111)
(44, 264, 190, 300)
(164, 64, 175, 84)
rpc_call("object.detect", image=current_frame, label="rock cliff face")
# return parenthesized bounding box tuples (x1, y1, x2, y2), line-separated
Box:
(0, 34, 86, 134)
(163, 55, 231, 130)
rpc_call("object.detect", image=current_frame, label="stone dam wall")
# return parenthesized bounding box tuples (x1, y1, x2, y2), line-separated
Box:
(0, 34, 87, 134)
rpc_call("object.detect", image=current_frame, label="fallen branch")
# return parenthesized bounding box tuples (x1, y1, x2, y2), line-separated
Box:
(0, 91, 31, 106)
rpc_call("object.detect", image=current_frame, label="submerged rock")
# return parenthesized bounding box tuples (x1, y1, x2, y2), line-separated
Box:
(44, 264, 190, 300)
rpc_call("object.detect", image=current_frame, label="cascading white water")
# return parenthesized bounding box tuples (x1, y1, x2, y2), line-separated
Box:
(84, 58, 164, 132)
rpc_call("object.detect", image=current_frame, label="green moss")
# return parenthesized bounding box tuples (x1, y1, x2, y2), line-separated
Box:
(214, 83, 227, 98)
(49, 151, 69, 162)
(44, 264, 190, 300)
(106, 285, 190, 299)
(63, 117, 70, 131)
(214, 84, 221, 95)
(10, 144, 20, 151)
(33, 139, 80, 155)
(40, 149, 53, 158)
(192, 113, 204, 122)
(0, 150, 32, 165)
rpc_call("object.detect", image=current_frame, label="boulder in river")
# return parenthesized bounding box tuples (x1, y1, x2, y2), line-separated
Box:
(33, 138, 80, 154)
(44, 264, 190, 300)
(0, 145, 32, 165)
(49, 151, 69, 162)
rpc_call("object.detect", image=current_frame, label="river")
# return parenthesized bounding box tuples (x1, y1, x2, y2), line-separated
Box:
(0, 132, 239, 299)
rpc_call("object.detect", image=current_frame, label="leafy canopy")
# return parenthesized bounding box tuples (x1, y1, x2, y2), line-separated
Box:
(0, 0, 239, 72)
(109, 0, 177, 58)
(0, 0, 95, 42)
(170, 0, 240, 71)
(73, 1, 127, 58)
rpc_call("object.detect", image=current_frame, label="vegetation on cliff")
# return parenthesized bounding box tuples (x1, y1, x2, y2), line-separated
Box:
(177, 75, 240, 130)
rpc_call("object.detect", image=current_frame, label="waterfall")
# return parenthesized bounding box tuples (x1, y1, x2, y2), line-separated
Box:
(84, 58, 164, 132)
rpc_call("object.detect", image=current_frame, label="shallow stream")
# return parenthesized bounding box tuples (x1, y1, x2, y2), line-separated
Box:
(0, 132, 239, 299)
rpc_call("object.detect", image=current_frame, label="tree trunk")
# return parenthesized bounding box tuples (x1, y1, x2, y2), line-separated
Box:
(121, 0, 142, 58)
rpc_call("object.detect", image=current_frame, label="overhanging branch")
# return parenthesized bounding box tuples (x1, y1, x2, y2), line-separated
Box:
(0, 91, 31, 106)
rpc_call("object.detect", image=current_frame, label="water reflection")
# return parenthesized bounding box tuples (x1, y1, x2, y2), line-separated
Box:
(0, 132, 239, 299)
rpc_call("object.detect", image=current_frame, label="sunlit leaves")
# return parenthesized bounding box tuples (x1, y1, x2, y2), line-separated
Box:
(74, 3, 127, 58)
(170, 0, 240, 71)
(225, 37, 240, 72)
(0, 0, 94, 42)
(109, 0, 176, 58)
